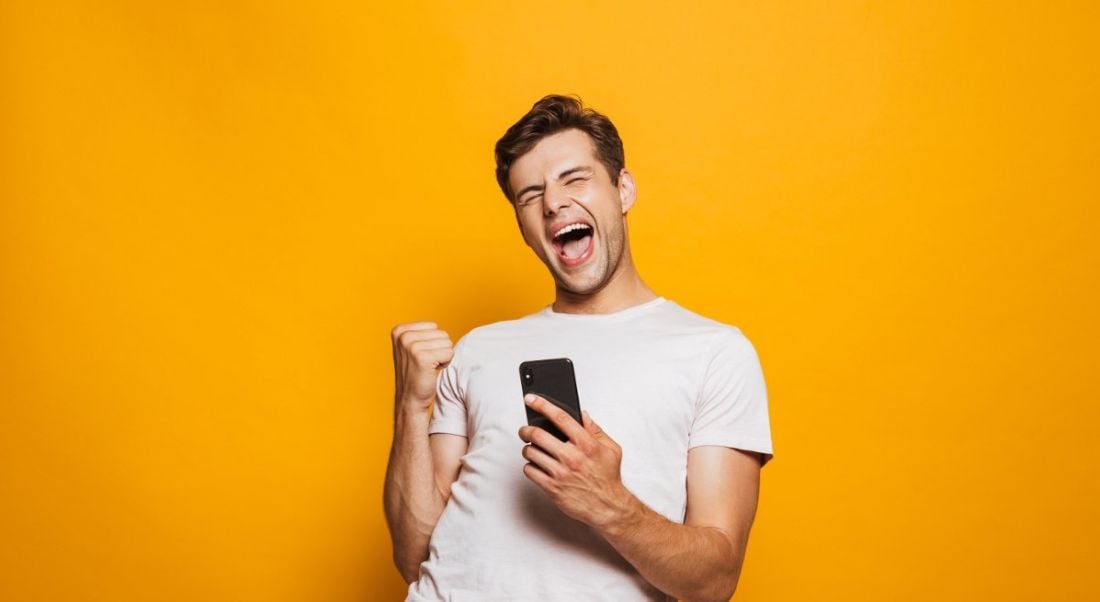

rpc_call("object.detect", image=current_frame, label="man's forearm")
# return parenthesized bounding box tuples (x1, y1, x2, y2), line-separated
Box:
(383, 407, 445, 583)
(597, 493, 741, 602)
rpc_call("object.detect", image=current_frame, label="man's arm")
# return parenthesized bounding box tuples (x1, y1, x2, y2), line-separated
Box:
(384, 423, 467, 583)
(383, 322, 468, 584)
(518, 395, 762, 602)
(600, 446, 761, 602)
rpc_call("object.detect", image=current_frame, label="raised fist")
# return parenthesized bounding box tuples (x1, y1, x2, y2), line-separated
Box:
(390, 322, 454, 412)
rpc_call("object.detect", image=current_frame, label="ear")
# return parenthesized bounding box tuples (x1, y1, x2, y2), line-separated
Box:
(617, 168, 637, 215)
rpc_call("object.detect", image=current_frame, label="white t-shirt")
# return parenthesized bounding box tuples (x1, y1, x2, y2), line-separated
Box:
(407, 297, 774, 602)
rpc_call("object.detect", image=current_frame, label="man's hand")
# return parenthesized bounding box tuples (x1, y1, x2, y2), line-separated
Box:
(517, 394, 636, 528)
(390, 321, 453, 413)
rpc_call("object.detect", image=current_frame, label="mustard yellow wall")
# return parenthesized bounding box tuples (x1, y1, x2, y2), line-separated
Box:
(2, 1, 1097, 600)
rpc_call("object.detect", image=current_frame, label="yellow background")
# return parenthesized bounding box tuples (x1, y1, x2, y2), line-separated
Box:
(2, 1, 1098, 600)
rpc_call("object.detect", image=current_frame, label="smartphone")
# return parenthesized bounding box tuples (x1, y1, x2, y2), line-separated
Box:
(519, 358, 583, 442)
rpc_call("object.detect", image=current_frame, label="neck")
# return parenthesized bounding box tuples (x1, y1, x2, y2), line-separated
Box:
(551, 244, 658, 315)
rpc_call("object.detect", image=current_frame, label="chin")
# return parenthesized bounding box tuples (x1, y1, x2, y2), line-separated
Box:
(542, 249, 610, 295)
(553, 269, 607, 296)
(558, 280, 599, 296)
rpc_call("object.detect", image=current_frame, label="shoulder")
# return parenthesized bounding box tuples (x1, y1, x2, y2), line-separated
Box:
(451, 310, 548, 355)
(658, 301, 758, 359)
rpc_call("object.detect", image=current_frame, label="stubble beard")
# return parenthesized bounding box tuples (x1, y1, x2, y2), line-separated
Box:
(551, 225, 625, 297)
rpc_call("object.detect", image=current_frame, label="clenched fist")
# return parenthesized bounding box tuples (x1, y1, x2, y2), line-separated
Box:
(391, 321, 454, 413)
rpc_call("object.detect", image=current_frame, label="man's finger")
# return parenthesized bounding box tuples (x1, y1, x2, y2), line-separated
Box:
(521, 443, 561, 478)
(391, 321, 437, 340)
(524, 394, 588, 443)
(522, 462, 554, 491)
(398, 329, 450, 346)
(408, 338, 454, 352)
(519, 425, 567, 459)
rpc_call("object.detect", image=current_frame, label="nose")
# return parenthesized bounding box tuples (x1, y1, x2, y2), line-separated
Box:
(542, 182, 571, 217)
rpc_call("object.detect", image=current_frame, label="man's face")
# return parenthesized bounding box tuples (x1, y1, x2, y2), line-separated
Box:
(509, 128, 636, 296)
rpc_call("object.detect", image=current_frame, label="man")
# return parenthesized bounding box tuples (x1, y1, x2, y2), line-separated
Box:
(385, 95, 774, 602)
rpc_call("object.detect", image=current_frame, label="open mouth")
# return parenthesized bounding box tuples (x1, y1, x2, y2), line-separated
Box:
(551, 222, 594, 266)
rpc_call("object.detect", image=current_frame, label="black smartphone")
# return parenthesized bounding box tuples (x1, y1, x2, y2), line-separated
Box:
(519, 358, 582, 442)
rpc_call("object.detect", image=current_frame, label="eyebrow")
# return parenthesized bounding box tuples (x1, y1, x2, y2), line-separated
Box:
(515, 165, 593, 202)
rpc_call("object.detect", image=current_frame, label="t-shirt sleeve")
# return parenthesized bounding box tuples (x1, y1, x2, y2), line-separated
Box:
(689, 329, 774, 467)
(428, 337, 468, 438)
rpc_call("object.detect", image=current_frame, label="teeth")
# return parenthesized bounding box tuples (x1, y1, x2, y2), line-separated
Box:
(552, 223, 592, 239)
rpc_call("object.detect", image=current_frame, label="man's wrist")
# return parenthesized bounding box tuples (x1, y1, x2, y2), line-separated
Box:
(596, 485, 647, 538)
(393, 402, 432, 431)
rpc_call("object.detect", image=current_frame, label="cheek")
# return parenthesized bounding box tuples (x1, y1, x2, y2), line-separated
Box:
(517, 217, 542, 248)
(576, 187, 617, 216)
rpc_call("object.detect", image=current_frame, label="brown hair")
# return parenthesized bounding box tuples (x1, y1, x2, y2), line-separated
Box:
(494, 94, 625, 203)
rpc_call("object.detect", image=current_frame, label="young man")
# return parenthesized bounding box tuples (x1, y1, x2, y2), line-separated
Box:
(385, 95, 774, 602)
